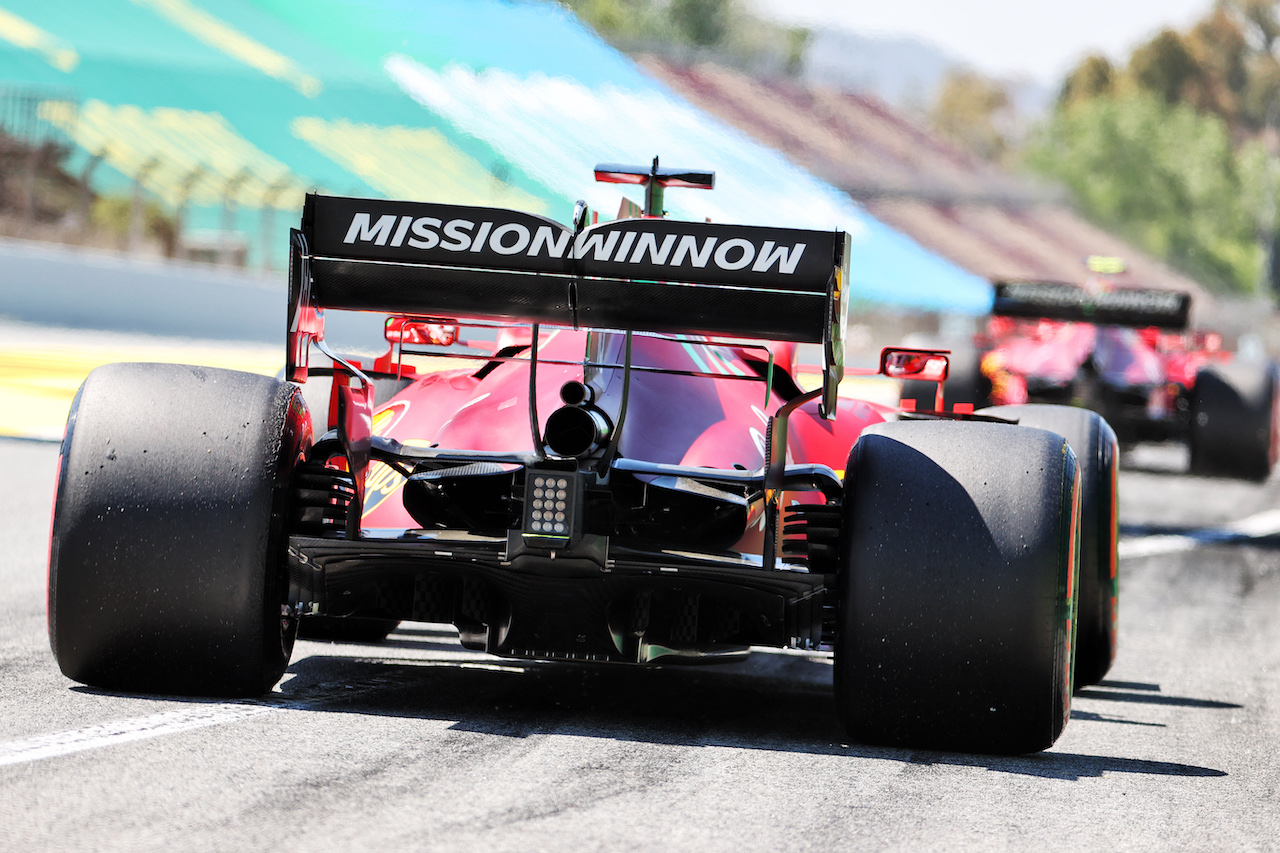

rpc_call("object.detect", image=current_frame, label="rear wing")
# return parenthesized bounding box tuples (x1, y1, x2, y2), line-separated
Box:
(992, 279, 1191, 330)
(289, 193, 851, 415)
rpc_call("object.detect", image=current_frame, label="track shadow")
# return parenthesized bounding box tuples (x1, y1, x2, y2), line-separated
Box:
(1120, 523, 1191, 537)
(1121, 523, 1246, 538)
(1098, 679, 1161, 691)
(228, 644, 1227, 781)
(64, 620, 1237, 783)
(70, 647, 1228, 781)
(1068, 710, 1165, 728)
(900, 749, 1223, 779)
(1074, 687, 1242, 710)
(1065, 678, 1239, 729)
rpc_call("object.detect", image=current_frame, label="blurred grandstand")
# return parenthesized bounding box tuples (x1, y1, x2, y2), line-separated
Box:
(639, 57, 1214, 317)
(0, 0, 1217, 333)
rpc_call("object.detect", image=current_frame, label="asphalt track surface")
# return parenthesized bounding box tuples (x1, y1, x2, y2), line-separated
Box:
(2, 346, 1280, 850)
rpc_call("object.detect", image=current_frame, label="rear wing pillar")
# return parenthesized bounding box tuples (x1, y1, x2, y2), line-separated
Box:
(287, 229, 323, 383)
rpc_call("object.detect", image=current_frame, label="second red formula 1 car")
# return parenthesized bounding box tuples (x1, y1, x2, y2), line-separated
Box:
(905, 273, 1279, 481)
(48, 160, 1118, 754)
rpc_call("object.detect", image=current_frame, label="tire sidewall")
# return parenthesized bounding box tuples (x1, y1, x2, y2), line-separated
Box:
(980, 404, 1118, 687)
(48, 363, 311, 696)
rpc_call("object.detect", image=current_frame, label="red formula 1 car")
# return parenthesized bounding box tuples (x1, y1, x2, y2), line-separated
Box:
(906, 278, 1279, 481)
(48, 161, 1119, 754)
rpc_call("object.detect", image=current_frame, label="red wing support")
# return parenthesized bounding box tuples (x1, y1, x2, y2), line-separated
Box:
(762, 387, 825, 571)
(287, 230, 324, 384)
(337, 379, 372, 538)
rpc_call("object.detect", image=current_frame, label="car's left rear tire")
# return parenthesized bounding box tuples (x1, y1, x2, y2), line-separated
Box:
(48, 363, 311, 696)
(835, 419, 1079, 754)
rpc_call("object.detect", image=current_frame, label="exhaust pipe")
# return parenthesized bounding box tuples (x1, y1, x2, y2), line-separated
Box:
(543, 381, 612, 457)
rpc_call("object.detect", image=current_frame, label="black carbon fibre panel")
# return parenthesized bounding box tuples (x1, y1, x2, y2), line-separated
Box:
(313, 258, 827, 340)
(576, 278, 827, 341)
(307, 195, 574, 275)
(572, 217, 837, 289)
(993, 280, 1192, 329)
(311, 259, 575, 324)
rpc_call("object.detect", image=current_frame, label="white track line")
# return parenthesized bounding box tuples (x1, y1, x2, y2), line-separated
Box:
(0, 676, 381, 767)
(0, 667, 504, 769)
(1119, 508, 1280, 560)
(0, 703, 276, 767)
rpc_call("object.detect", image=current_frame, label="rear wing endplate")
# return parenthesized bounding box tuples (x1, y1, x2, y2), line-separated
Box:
(992, 279, 1191, 329)
(289, 193, 851, 417)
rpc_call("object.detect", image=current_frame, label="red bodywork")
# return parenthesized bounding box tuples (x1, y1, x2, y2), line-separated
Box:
(358, 328, 886, 541)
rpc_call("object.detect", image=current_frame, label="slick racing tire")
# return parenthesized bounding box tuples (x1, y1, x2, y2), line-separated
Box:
(982, 404, 1118, 687)
(298, 616, 400, 644)
(835, 419, 1079, 754)
(900, 343, 990, 413)
(48, 363, 312, 696)
(1189, 360, 1280, 481)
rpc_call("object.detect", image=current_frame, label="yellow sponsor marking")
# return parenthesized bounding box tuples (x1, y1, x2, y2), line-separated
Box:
(837, 376, 901, 406)
(363, 459, 408, 515)
(0, 7, 77, 72)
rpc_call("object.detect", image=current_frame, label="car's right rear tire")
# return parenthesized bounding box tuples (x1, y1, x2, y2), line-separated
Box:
(835, 419, 1079, 754)
(981, 404, 1118, 687)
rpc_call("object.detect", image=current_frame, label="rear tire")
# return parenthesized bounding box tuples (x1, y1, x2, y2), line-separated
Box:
(835, 419, 1079, 754)
(982, 404, 1118, 687)
(1189, 360, 1279, 481)
(48, 363, 311, 696)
